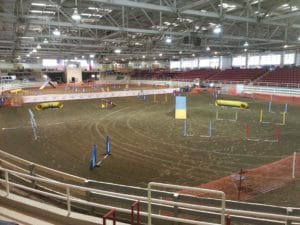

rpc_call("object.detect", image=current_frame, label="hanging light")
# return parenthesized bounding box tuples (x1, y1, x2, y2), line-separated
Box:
(206, 46, 211, 51)
(53, 28, 61, 36)
(213, 25, 222, 34)
(72, 8, 81, 21)
(114, 49, 121, 54)
(43, 38, 48, 44)
(36, 44, 41, 49)
(72, 0, 81, 21)
(32, 48, 37, 53)
(165, 36, 172, 44)
(54, 6, 61, 36)
(243, 41, 249, 47)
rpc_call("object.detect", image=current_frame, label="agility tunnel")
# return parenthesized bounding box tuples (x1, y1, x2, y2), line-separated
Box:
(35, 101, 64, 110)
(9, 89, 23, 94)
(215, 100, 249, 109)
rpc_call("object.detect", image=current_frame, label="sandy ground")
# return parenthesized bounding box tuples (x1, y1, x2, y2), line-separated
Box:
(0, 92, 299, 206)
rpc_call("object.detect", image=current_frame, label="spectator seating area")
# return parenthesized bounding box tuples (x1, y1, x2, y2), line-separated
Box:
(208, 68, 268, 82)
(130, 67, 300, 86)
(256, 67, 300, 85)
(174, 69, 220, 80)
(131, 69, 179, 80)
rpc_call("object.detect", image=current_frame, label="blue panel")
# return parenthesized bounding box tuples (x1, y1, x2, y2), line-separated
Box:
(175, 96, 186, 110)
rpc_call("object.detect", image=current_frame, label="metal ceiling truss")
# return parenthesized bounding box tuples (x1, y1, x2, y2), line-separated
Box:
(0, 0, 300, 61)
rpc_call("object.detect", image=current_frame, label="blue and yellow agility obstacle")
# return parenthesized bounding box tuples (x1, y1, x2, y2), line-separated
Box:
(89, 136, 112, 170)
(175, 96, 187, 119)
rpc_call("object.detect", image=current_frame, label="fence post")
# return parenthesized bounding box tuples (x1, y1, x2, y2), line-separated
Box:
(286, 208, 293, 225)
(103, 209, 116, 225)
(66, 186, 71, 216)
(5, 170, 9, 196)
(29, 164, 36, 188)
(225, 214, 231, 225)
(131, 200, 140, 225)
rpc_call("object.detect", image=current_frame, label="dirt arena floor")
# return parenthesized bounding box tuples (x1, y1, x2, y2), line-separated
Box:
(0, 91, 299, 206)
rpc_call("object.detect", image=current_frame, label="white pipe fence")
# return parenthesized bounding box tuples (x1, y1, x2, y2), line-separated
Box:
(0, 167, 300, 225)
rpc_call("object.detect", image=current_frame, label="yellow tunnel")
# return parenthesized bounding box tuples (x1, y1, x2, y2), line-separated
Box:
(36, 101, 64, 110)
(215, 100, 249, 109)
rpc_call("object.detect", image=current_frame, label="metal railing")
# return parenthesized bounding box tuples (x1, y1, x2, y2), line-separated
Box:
(0, 155, 300, 225)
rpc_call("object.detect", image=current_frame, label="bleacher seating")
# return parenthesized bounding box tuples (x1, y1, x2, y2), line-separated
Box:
(174, 69, 220, 80)
(131, 69, 178, 80)
(256, 67, 300, 85)
(208, 68, 268, 83)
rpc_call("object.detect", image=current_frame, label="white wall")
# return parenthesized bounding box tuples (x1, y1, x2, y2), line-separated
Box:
(66, 67, 82, 83)
(295, 51, 300, 66)
(220, 56, 232, 69)
(0, 62, 14, 71)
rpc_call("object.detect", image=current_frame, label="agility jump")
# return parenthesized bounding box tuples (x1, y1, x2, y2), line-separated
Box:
(183, 120, 212, 138)
(245, 124, 279, 142)
(90, 136, 111, 170)
(216, 109, 238, 122)
(259, 109, 287, 125)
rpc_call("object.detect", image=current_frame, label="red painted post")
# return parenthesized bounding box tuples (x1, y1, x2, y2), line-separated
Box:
(131, 200, 140, 225)
(225, 214, 231, 225)
(245, 124, 250, 140)
(103, 209, 116, 225)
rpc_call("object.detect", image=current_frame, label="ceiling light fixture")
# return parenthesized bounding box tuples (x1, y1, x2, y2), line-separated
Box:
(114, 49, 121, 54)
(43, 38, 48, 44)
(206, 46, 211, 51)
(32, 48, 37, 53)
(72, 8, 81, 21)
(159, 53, 162, 57)
(36, 44, 41, 49)
(53, 28, 61, 36)
(213, 25, 222, 34)
(243, 41, 249, 47)
(72, 0, 81, 21)
(165, 36, 172, 44)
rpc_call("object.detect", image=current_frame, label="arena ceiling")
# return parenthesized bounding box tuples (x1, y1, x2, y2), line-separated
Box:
(0, 0, 300, 63)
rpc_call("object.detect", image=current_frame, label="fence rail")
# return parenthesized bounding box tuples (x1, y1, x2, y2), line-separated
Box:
(0, 150, 300, 225)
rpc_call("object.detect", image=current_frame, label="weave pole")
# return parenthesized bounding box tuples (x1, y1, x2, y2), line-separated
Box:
(268, 101, 272, 113)
(284, 103, 288, 113)
(292, 152, 296, 179)
(183, 120, 187, 136)
(89, 144, 97, 170)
